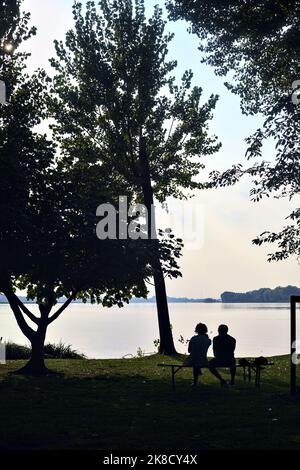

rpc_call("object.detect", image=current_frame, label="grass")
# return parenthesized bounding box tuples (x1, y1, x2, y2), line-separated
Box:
(0, 354, 300, 450)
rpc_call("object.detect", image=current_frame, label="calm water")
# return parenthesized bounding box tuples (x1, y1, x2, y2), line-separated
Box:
(0, 302, 296, 358)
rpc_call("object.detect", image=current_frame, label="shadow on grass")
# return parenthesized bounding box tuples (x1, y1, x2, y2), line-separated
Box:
(1, 356, 300, 450)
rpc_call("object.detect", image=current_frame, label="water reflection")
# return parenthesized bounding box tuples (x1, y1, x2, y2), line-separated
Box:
(0, 302, 296, 359)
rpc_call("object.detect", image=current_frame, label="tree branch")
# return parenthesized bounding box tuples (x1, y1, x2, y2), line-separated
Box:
(126, 122, 139, 176)
(47, 293, 77, 325)
(166, 116, 175, 142)
(15, 297, 40, 325)
(3, 289, 35, 341)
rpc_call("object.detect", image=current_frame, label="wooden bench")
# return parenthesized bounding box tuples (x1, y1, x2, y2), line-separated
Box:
(158, 360, 274, 390)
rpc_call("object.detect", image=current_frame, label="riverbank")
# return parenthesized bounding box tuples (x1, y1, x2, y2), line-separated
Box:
(0, 354, 299, 450)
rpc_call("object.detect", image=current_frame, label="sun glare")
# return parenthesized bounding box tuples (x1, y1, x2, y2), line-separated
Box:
(4, 43, 14, 52)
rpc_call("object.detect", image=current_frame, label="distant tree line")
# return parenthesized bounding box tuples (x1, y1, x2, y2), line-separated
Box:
(221, 286, 300, 303)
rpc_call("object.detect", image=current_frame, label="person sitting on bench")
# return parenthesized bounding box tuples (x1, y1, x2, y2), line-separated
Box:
(185, 323, 211, 386)
(209, 324, 236, 386)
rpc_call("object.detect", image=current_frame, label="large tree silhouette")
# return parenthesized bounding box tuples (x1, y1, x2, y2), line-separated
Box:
(0, 0, 182, 374)
(50, 0, 220, 354)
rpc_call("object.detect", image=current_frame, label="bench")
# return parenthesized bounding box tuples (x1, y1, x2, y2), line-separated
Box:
(158, 360, 274, 390)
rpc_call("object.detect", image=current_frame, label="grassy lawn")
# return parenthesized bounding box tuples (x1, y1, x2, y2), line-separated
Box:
(0, 354, 300, 450)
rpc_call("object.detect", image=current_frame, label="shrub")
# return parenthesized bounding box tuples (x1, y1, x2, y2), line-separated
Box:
(5, 342, 31, 360)
(43, 342, 85, 359)
(4, 341, 85, 360)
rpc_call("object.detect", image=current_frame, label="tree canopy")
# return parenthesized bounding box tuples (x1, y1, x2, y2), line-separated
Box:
(49, 0, 220, 353)
(50, 0, 220, 201)
(168, 0, 300, 113)
(168, 0, 300, 262)
(0, 0, 183, 373)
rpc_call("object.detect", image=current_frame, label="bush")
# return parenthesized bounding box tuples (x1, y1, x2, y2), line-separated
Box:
(4, 341, 85, 360)
(44, 342, 85, 359)
(5, 342, 31, 360)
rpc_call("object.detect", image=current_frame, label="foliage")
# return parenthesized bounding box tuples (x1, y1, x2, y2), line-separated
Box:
(221, 285, 300, 303)
(50, 0, 220, 204)
(136, 347, 145, 358)
(48, 0, 220, 354)
(167, 0, 300, 113)
(5, 342, 31, 359)
(167, 0, 300, 262)
(153, 338, 160, 352)
(0, 0, 36, 55)
(0, 0, 183, 308)
(5, 341, 85, 359)
(178, 334, 189, 345)
(0, 0, 185, 372)
(0, 0, 44, 287)
(43, 342, 85, 359)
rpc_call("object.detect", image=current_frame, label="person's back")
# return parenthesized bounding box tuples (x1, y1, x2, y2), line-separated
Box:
(186, 322, 211, 386)
(213, 333, 236, 365)
(188, 334, 211, 366)
(209, 324, 237, 386)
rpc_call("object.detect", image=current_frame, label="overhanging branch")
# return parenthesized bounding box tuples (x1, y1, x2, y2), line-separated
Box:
(47, 292, 77, 325)
(3, 289, 35, 341)
(15, 297, 40, 325)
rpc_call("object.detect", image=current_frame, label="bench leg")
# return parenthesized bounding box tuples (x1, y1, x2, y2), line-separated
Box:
(255, 367, 261, 388)
(172, 365, 175, 391)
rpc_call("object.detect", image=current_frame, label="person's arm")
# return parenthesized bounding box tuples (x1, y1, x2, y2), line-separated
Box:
(232, 338, 236, 353)
(213, 337, 217, 357)
(188, 337, 193, 353)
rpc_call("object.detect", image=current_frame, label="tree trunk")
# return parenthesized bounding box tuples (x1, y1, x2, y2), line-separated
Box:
(16, 324, 48, 376)
(153, 257, 177, 355)
(139, 135, 177, 355)
(3, 289, 57, 375)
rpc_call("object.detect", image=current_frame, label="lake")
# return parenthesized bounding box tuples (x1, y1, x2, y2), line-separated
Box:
(0, 302, 297, 358)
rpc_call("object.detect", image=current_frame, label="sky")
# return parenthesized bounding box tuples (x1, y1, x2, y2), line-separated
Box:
(21, 0, 300, 298)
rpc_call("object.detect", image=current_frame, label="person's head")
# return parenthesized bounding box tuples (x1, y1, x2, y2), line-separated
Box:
(218, 324, 229, 335)
(195, 323, 208, 335)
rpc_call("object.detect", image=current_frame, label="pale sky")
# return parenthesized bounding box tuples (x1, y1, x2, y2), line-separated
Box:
(22, 0, 300, 298)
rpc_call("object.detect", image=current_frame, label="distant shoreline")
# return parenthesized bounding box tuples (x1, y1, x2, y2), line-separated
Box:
(1, 286, 298, 304)
(0, 299, 292, 305)
(0, 298, 221, 304)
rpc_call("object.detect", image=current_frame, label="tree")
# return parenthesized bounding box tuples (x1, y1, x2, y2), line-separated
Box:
(0, 0, 22, 43)
(167, 0, 300, 111)
(49, 0, 220, 354)
(167, 0, 300, 262)
(0, 1, 183, 374)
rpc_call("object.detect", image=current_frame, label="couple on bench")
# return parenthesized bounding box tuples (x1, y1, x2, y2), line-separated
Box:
(185, 323, 236, 387)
